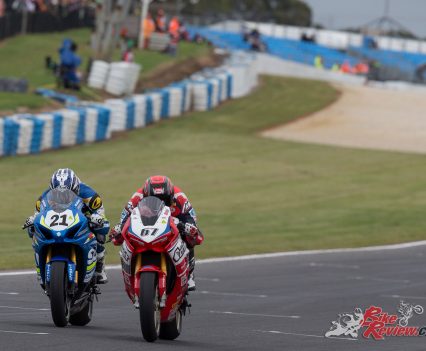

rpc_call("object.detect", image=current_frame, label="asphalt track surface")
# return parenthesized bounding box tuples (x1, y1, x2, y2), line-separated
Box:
(2, 244, 426, 350)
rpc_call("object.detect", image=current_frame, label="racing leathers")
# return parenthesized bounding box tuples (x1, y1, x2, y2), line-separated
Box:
(27, 183, 110, 283)
(113, 186, 204, 289)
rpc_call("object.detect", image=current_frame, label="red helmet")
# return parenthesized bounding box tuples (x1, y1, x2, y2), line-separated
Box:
(143, 175, 174, 206)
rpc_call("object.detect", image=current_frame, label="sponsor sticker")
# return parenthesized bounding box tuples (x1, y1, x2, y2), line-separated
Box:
(325, 301, 424, 340)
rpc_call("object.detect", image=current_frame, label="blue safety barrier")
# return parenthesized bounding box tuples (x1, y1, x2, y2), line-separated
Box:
(0, 50, 256, 158)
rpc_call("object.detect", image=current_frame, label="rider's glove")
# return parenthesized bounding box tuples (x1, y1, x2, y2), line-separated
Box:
(184, 223, 198, 237)
(109, 224, 123, 245)
(22, 215, 35, 230)
(177, 222, 199, 247)
(90, 213, 105, 228)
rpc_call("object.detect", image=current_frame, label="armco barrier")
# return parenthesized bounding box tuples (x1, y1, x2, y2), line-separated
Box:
(0, 52, 258, 158)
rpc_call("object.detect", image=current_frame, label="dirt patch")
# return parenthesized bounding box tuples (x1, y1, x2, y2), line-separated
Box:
(138, 50, 226, 91)
(262, 83, 426, 154)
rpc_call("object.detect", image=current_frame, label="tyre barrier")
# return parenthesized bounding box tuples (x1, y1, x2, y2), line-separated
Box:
(0, 52, 258, 158)
(88, 61, 141, 96)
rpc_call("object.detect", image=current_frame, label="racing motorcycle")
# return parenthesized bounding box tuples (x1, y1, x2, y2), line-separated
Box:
(24, 189, 101, 327)
(113, 196, 191, 342)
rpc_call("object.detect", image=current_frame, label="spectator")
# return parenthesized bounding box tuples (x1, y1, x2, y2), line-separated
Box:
(167, 31, 179, 56)
(314, 55, 323, 69)
(122, 43, 134, 63)
(168, 16, 180, 37)
(331, 63, 340, 72)
(155, 8, 167, 33)
(143, 12, 155, 48)
(354, 62, 369, 75)
(247, 29, 267, 52)
(179, 20, 189, 41)
(366, 59, 381, 82)
(415, 62, 426, 83)
(0, 0, 5, 17)
(340, 61, 352, 74)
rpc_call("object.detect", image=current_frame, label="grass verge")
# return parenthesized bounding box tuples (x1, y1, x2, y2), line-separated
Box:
(0, 28, 209, 112)
(2, 75, 425, 270)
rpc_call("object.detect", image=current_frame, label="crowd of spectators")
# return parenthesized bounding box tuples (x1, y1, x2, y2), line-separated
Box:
(141, 8, 190, 56)
(0, 0, 84, 16)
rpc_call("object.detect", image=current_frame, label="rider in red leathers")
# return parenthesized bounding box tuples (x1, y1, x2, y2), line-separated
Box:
(111, 175, 204, 290)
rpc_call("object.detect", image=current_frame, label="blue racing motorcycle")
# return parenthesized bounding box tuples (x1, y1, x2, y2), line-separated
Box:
(28, 189, 100, 327)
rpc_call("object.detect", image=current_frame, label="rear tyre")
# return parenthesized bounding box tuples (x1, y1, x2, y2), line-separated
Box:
(159, 309, 182, 340)
(50, 261, 70, 327)
(139, 272, 160, 342)
(69, 299, 93, 326)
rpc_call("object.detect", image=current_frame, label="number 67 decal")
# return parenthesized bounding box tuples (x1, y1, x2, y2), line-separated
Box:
(140, 228, 158, 236)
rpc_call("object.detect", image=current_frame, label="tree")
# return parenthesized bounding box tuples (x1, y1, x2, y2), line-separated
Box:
(92, 0, 133, 61)
(180, 0, 312, 26)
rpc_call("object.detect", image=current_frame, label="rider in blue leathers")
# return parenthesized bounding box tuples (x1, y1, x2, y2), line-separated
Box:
(24, 168, 110, 284)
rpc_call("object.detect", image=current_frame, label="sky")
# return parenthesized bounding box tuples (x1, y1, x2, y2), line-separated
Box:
(303, 0, 426, 37)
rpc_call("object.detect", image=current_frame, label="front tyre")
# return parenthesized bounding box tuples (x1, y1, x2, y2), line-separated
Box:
(159, 309, 182, 340)
(49, 261, 70, 327)
(69, 299, 93, 326)
(139, 272, 160, 342)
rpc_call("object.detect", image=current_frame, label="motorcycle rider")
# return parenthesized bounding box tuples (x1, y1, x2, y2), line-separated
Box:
(23, 168, 110, 284)
(110, 175, 204, 291)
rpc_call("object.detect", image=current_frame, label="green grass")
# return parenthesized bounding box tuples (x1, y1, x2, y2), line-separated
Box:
(0, 29, 209, 112)
(1, 75, 426, 270)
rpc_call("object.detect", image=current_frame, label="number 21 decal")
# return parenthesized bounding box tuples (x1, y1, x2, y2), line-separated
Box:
(50, 214, 69, 227)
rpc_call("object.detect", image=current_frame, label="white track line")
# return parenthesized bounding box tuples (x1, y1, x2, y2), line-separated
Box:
(382, 294, 426, 300)
(307, 262, 360, 269)
(0, 292, 19, 295)
(350, 276, 410, 284)
(210, 311, 300, 319)
(197, 291, 267, 298)
(197, 278, 220, 282)
(2, 240, 426, 277)
(255, 330, 357, 341)
(0, 329, 49, 335)
(0, 306, 49, 311)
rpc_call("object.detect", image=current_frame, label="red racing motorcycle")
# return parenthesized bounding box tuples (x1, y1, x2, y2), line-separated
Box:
(113, 196, 191, 342)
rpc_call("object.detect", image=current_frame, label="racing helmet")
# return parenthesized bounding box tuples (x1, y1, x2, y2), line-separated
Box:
(49, 168, 81, 194)
(142, 175, 174, 206)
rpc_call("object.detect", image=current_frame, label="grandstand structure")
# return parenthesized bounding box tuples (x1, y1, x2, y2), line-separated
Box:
(194, 21, 426, 83)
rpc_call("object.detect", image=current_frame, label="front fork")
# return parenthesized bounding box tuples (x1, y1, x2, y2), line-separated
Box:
(134, 253, 168, 308)
(44, 246, 78, 295)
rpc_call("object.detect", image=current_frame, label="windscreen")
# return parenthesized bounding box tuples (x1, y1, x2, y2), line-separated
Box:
(138, 196, 165, 226)
(46, 189, 77, 213)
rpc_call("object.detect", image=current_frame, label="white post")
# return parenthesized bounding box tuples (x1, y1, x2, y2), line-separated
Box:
(138, 0, 152, 50)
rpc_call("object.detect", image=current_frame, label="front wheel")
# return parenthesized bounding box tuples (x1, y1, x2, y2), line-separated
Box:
(49, 261, 70, 327)
(159, 309, 182, 340)
(139, 272, 160, 342)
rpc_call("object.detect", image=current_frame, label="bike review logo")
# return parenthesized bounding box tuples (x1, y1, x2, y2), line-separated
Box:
(325, 301, 425, 340)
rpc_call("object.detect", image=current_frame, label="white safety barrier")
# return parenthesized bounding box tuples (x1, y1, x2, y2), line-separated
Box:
(0, 52, 258, 157)
(57, 109, 79, 147)
(132, 95, 148, 128)
(212, 20, 426, 55)
(145, 92, 162, 122)
(148, 32, 171, 51)
(105, 62, 141, 96)
(104, 99, 129, 132)
(36, 114, 55, 151)
(88, 61, 110, 89)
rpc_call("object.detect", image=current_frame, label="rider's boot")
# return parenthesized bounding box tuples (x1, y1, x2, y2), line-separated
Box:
(96, 247, 108, 284)
(188, 248, 196, 291)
